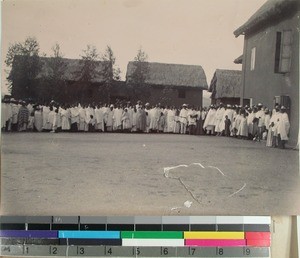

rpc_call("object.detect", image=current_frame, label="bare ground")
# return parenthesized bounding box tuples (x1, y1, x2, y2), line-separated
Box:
(1, 133, 299, 216)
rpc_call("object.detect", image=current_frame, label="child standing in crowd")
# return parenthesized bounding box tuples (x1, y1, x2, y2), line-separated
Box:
(158, 112, 165, 133)
(224, 115, 231, 137)
(88, 115, 96, 132)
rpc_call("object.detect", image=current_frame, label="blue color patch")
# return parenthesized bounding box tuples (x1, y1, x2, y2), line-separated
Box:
(58, 230, 120, 239)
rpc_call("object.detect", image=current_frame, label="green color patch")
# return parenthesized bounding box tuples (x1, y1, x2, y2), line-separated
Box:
(121, 231, 183, 239)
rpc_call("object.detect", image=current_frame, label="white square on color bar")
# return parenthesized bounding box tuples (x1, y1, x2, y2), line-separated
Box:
(216, 216, 244, 224)
(243, 216, 271, 224)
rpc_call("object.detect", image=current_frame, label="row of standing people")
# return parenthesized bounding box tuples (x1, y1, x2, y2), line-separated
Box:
(1, 99, 207, 135)
(2, 99, 290, 148)
(203, 103, 290, 149)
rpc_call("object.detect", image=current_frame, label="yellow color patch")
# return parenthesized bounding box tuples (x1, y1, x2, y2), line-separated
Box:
(184, 232, 245, 239)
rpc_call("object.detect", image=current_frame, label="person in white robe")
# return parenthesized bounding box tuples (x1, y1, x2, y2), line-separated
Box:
(95, 104, 104, 132)
(149, 105, 160, 132)
(255, 103, 265, 141)
(106, 105, 114, 132)
(60, 106, 71, 131)
(34, 106, 43, 132)
(247, 108, 255, 139)
(11, 99, 20, 131)
(131, 107, 137, 132)
(121, 108, 131, 132)
(42, 104, 52, 131)
(214, 104, 225, 135)
(70, 105, 80, 131)
(113, 105, 123, 131)
(266, 106, 280, 147)
(78, 105, 86, 131)
(179, 104, 188, 134)
(277, 106, 290, 149)
(47, 106, 56, 131)
(237, 111, 248, 138)
(203, 105, 216, 135)
(167, 107, 175, 133)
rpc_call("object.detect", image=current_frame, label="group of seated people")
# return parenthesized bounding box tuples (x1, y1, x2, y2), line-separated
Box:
(1, 97, 290, 149)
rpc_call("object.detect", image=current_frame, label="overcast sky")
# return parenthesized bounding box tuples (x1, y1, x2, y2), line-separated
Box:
(1, 0, 266, 95)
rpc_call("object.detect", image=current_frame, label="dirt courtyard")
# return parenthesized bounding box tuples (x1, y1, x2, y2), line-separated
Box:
(1, 133, 299, 216)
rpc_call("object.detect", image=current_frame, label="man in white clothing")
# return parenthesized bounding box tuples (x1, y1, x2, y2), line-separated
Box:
(277, 106, 290, 149)
(179, 104, 188, 134)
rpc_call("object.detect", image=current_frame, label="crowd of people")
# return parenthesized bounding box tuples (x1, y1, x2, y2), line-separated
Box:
(1, 98, 291, 149)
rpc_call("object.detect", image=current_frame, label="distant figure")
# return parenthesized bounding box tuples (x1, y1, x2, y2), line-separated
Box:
(17, 101, 29, 132)
(277, 106, 290, 149)
(179, 104, 188, 134)
(224, 115, 231, 137)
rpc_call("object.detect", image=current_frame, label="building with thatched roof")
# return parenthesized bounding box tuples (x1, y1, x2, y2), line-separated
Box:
(126, 61, 208, 107)
(209, 69, 248, 106)
(234, 0, 299, 147)
(9, 55, 126, 104)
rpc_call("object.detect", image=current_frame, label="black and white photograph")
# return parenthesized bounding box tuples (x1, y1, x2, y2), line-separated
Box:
(1, 0, 299, 216)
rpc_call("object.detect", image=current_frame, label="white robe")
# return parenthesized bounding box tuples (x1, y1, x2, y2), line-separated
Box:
(95, 108, 104, 131)
(203, 109, 216, 129)
(277, 112, 290, 140)
(214, 107, 225, 132)
(167, 109, 175, 132)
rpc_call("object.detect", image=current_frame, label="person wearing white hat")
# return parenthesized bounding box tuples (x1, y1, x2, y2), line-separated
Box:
(255, 103, 265, 141)
(179, 104, 188, 134)
(277, 106, 290, 149)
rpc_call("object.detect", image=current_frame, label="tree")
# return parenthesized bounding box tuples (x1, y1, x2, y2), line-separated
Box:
(128, 47, 150, 103)
(101, 45, 121, 102)
(76, 45, 101, 103)
(134, 47, 148, 62)
(39, 43, 67, 103)
(5, 37, 41, 99)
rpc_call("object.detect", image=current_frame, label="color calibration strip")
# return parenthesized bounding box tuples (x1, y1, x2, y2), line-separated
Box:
(0, 216, 271, 257)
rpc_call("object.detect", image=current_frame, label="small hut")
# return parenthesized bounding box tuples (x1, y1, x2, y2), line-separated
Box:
(209, 69, 245, 106)
(126, 61, 208, 107)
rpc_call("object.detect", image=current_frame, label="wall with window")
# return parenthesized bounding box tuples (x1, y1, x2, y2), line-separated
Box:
(241, 10, 299, 146)
(148, 86, 203, 108)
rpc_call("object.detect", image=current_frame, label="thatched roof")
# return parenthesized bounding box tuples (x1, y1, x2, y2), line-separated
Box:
(11, 55, 109, 83)
(209, 69, 242, 99)
(234, 0, 299, 37)
(126, 61, 208, 90)
(234, 55, 243, 64)
(37, 57, 109, 83)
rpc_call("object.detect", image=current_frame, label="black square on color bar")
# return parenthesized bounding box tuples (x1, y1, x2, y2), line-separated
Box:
(135, 224, 162, 231)
(80, 224, 106, 231)
(28, 224, 51, 230)
(59, 238, 122, 246)
(107, 224, 134, 231)
(51, 224, 78, 230)
(217, 224, 244, 231)
(162, 224, 189, 231)
(244, 224, 270, 232)
(190, 224, 217, 231)
(0, 223, 25, 230)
